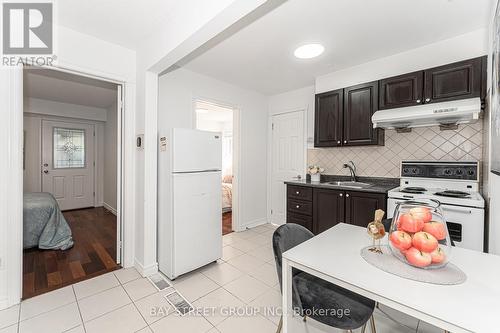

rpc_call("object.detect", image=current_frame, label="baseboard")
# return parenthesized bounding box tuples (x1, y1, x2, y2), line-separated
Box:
(102, 202, 117, 216)
(134, 259, 158, 277)
(237, 217, 268, 232)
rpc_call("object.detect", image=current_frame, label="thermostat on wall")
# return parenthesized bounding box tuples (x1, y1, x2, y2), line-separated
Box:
(136, 134, 144, 149)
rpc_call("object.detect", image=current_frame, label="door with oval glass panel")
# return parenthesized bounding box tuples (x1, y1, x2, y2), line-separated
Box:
(41, 120, 95, 211)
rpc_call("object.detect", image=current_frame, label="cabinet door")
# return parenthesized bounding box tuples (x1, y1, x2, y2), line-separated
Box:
(314, 89, 343, 147)
(343, 81, 383, 146)
(313, 188, 345, 234)
(424, 57, 484, 104)
(345, 191, 387, 228)
(379, 71, 424, 109)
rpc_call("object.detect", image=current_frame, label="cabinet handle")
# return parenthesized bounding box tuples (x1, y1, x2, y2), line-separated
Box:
(425, 98, 431, 102)
(346, 193, 350, 197)
(344, 140, 347, 144)
(296, 191, 300, 195)
(296, 205, 300, 209)
(416, 99, 421, 103)
(339, 193, 343, 197)
(337, 141, 341, 144)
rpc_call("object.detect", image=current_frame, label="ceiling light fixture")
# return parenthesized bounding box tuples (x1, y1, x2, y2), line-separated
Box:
(294, 43, 325, 59)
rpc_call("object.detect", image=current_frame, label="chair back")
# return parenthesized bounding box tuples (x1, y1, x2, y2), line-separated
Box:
(272, 223, 314, 290)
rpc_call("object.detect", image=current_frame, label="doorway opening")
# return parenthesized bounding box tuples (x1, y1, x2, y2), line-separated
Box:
(195, 100, 236, 235)
(22, 67, 123, 299)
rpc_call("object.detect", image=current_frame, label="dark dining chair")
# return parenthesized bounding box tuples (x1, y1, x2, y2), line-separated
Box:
(272, 223, 376, 333)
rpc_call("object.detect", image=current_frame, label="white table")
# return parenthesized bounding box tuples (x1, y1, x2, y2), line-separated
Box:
(282, 223, 500, 333)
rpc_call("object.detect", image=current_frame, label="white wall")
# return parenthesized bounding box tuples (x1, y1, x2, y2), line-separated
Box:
(488, 0, 500, 255)
(25, 98, 107, 122)
(268, 85, 315, 147)
(104, 101, 118, 212)
(158, 68, 268, 230)
(316, 29, 488, 93)
(133, 0, 268, 275)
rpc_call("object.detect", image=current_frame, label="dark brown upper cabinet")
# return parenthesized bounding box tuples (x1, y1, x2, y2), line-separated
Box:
(379, 71, 424, 109)
(424, 57, 485, 104)
(343, 81, 383, 146)
(314, 89, 343, 147)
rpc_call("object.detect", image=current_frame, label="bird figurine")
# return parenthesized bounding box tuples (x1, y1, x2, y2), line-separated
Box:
(367, 209, 386, 253)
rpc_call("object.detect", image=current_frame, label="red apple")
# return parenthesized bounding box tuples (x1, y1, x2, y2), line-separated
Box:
(412, 231, 438, 253)
(405, 247, 432, 268)
(423, 221, 447, 241)
(410, 207, 432, 223)
(398, 213, 424, 233)
(430, 247, 446, 264)
(390, 231, 412, 251)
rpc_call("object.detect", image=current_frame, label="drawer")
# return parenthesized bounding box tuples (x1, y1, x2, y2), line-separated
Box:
(287, 213, 313, 233)
(287, 199, 313, 216)
(287, 185, 313, 201)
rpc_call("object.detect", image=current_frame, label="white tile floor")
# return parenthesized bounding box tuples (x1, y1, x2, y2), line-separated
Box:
(0, 223, 443, 333)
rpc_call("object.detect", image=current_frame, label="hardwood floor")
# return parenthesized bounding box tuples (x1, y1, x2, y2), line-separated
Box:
(23, 207, 120, 300)
(223, 211, 232, 235)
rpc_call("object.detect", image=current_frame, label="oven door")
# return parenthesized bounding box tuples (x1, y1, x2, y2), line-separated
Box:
(387, 198, 484, 252)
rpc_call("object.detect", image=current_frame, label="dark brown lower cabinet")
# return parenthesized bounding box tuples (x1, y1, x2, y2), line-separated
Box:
(344, 191, 387, 228)
(286, 185, 388, 234)
(313, 188, 345, 234)
(286, 213, 313, 232)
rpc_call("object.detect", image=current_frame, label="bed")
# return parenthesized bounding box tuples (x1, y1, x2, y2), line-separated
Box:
(23, 192, 74, 250)
(222, 175, 232, 213)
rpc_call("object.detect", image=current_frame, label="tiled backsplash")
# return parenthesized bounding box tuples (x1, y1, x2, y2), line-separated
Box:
(308, 121, 483, 178)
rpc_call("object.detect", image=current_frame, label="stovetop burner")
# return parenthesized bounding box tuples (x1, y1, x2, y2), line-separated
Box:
(400, 187, 427, 194)
(434, 190, 471, 198)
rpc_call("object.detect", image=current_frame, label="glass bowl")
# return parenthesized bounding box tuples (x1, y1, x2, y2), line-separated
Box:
(388, 199, 452, 269)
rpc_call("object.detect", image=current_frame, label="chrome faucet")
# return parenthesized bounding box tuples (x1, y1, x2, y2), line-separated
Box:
(343, 161, 357, 182)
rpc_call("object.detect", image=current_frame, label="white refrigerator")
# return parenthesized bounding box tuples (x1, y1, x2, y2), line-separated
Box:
(158, 128, 223, 279)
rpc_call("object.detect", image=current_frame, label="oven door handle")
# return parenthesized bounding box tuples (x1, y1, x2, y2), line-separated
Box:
(443, 207, 473, 214)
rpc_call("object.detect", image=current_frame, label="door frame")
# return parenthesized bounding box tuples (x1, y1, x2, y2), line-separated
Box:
(192, 97, 241, 232)
(9, 65, 126, 306)
(267, 108, 308, 225)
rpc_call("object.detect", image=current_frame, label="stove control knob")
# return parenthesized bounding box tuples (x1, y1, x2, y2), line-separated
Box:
(467, 170, 475, 176)
(444, 169, 452, 175)
(412, 168, 418, 174)
(456, 169, 463, 175)
(403, 168, 409, 174)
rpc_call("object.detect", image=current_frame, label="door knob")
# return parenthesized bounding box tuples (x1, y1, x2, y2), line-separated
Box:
(292, 175, 302, 180)
(43, 170, 49, 174)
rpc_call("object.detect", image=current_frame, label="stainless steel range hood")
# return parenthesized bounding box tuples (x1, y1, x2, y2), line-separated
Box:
(372, 97, 481, 130)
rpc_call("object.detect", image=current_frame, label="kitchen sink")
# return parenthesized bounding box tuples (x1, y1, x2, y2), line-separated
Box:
(327, 181, 372, 189)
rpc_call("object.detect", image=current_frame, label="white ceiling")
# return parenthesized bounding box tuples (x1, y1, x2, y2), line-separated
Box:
(24, 68, 117, 109)
(183, 0, 494, 95)
(58, 0, 180, 50)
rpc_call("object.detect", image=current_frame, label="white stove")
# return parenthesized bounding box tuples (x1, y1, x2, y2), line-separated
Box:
(387, 161, 485, 252)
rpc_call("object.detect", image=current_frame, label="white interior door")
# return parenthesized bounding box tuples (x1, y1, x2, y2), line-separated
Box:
(270, 111, 305, 225)
(42, 120, 95, 211)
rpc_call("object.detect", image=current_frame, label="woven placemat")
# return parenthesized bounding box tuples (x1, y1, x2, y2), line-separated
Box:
(360, 246, 466, 285)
